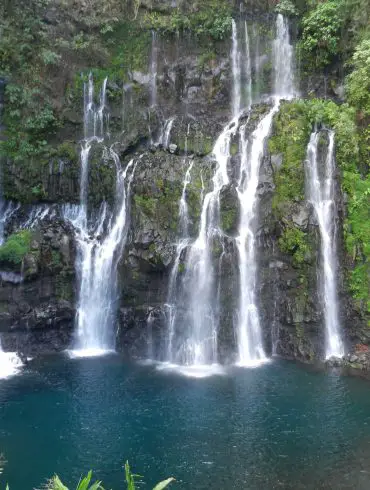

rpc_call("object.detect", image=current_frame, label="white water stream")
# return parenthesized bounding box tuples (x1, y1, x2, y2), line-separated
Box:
(235, 14, 295, 365)
(150, 31, 158, 107)
(64, 76, 136, 356)
(305, 131, 344, 359)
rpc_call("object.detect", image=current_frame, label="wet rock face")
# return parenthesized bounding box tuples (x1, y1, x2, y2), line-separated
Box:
(0, 218, 76, 356)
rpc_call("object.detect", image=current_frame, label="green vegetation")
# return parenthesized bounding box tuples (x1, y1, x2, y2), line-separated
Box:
(0, 231, 32, 266)
(220, 207, 238, 235)
(143, 1, 233, 40)
(278, 226, 310, 266)
(45, 464, 173, 490)
(271, 98, 369, 313)
(134, 176, 183, 232)
(134, 195, 157, 217)
(299, 0, 343, 68)
(0, 84, 57, 164)
(346, 39, 370, 117)
(297, 0, 370, 69)
(269, 101, 311, 215)
(1, 461, 174, 490)
(0, 1, 59, 165)
(275, 0, 299, 17)
(306, 100, 369, 312)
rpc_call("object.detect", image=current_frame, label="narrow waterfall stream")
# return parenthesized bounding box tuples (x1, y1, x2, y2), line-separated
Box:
(273, 14, 295, 98)
(166, 158, 193, 362)
(64, 76, 136, 356)
(163, 122, 236, 375)
(244, 21, 252, 110)
(252, 24, 261, 102)
(306, 131, 344, 359)
(236, 106, 280, 366)
(231, 20, 242, 118)
(150, 31, 158, 107)
(235, 13, 295, 365)
(232, 20, 253, 116)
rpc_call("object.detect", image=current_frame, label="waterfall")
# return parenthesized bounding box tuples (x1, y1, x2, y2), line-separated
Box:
(164, 122, 236, 373)
(244, 21, 252, 110)
(19, 205, 55, 230)
(178, 159, 194, 237)
(273, 14, 295, 99)
(150, 31, 158, 107)
(305, 131, 344, 359)
(0, 202, 19, 245)
(65, 153, 136, 356)
(64, 76, 136, 356)
(231, 20, 252, 118)
(235, 14, 295, 365)
(235, 106, 279, 366)
(252, 24, 261, 102)
(166, 159, 194, 362)
(160, 14, 296, 372)
(79, 74, 108, 226)
(232, 20, 252, 115)
(231, 20, 242, 118)
(158, 117, 175, 149)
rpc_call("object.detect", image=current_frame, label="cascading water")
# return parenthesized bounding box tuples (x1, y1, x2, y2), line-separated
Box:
(64, 76, 136, 356)
(244, 21, 252, 110)
(150, 31, 158, 107)
(235, 107, 279, 366)
(252, 24, 261, 102)
(158, 117, 175, 149)
(161, 14, 296, 372)
(273, 14, 295, 99)
(163, 121, 236, 375)
(166, 158, 194, 362)
(305, 130, 344, 359)
(0, 202, 19, 245)
(231, 20, 242, 118)
(232, 20, 253, 116)
(65, 153, 136, 356)
(235, 14, 295, 365)
(79, 75, 108, 226)
(20, 205, 56, 230)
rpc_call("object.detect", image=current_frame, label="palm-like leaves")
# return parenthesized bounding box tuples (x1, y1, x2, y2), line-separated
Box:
(152, 478, 175, 490)
(125, 461, 174, 490)
(2, 462, 174, 490)
(44, 472, 103, 490)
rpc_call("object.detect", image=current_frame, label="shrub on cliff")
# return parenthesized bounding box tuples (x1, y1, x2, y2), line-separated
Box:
(346, 38, 370, 116)
(0, 231, 32, 265)
(299, 0, 343, 68)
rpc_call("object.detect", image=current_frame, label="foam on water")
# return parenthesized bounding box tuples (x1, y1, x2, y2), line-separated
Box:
(0, 350, 23, 379)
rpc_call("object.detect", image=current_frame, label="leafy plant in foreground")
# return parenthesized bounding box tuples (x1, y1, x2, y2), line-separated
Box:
(44, 462, 174, 490)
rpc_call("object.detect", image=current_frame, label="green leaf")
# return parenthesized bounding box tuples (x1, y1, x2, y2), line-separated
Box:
(152, 478, 175, 490)
(48, 475, 69, 490)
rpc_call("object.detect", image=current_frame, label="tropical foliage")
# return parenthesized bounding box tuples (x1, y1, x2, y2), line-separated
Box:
(1, 461, 174, 490)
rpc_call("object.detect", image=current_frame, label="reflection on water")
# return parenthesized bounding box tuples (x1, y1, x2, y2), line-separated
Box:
(1, 356, 370, 489)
